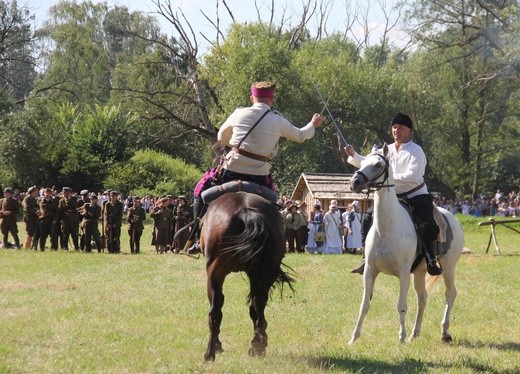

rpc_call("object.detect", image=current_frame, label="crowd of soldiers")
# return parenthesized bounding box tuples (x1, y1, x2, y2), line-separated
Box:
(0, 186, 193, 254)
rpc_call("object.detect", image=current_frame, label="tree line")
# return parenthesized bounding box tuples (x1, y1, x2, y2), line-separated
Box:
(0, 0, 519, 199)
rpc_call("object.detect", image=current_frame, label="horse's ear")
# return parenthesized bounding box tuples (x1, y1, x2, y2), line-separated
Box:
(383, 143, 389, 156)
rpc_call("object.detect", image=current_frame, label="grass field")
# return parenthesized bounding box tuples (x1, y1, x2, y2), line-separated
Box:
(1, 215, 519, 373)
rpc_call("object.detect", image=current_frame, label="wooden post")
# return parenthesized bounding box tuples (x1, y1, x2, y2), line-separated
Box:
(478, 218, 520, 255)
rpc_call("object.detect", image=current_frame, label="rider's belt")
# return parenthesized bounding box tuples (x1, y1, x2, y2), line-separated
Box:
(231, 147, 269, 163)
(396, 182, 425, 198)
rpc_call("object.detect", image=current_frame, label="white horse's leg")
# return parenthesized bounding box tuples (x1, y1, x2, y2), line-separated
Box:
(410, 270, 428, 340)
(397, 271, 411, 343)
(349, 267, 377, 344)
(440, 259, 457, 343)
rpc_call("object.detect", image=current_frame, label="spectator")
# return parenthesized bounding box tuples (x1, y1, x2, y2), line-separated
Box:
(284, 203, 305, 253)
(323, 200, 343, 254)
(344, 200, 363, 254)
(307, 203, 324, 254)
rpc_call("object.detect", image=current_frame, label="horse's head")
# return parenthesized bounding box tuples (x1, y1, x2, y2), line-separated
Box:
(350, 143, 390, 193)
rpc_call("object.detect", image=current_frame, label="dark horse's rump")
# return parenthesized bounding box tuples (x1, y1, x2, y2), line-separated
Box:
(201, 192, 293, 361)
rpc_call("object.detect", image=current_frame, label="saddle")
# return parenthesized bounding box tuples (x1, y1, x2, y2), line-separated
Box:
(200, 180, 278, 205)
(398, 199, 450, 272)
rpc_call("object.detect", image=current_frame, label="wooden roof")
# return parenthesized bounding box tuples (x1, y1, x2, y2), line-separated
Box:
(290, 172, 372, 201)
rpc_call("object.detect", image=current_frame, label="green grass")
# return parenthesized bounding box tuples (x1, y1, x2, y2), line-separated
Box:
(1, 216, 519, 373)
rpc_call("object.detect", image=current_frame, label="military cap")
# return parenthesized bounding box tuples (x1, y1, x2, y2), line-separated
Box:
(166, 194, 173, 199)
(27, 186, 38, 193)
(80, 189, 89, 196)
(44, 187, 53, 193)
(110, 190, 119, 196)
(251, 81, 276, 98)
(3, 187, 13, 194)
(89, 193, 98, 199)
(178, 195, 186, 200)
(62, 187, 71, 192)
(133, 196, 141, 201)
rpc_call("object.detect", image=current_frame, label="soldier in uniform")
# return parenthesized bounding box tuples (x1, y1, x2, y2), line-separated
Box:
(79, 194, 102, 252)
(77, 189, 89, 250)
(0, 187, 21, 249)
(103, 190, 124, 253)
(150, 197, 173, 254)
(22, 186, 39, 249)
(126, 196, 146, 254)
(174, 195, 192, 253)
(166, 195, 177, 251)
(59, 187, 80, 250)
(38, 188, 60, 251)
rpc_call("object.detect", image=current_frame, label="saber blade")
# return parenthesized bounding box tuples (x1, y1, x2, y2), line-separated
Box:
(315, 85, 349, 147)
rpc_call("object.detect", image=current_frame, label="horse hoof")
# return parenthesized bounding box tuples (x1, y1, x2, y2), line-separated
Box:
(204, 353, 215, 362)
(442, 335, 453, 343)
(248, 347, 266, 358)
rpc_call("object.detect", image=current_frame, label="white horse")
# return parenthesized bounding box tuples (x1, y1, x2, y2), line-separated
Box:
(348, 144, 464, 344)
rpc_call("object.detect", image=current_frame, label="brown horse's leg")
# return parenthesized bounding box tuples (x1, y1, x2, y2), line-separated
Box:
(248, 283, 269, 357)
(204, 272, 225, 362)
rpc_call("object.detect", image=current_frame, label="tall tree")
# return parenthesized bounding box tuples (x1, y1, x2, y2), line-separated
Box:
(407, 0, 520, 196)
(35, 1, 111, 106)
(0, 0, 37, 106)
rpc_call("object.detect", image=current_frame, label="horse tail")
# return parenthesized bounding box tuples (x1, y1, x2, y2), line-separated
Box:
(224, 207, 295, 302)
(425, 274, 442, 295)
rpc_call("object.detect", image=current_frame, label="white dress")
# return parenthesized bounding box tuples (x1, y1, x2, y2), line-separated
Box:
(346, 211, 363, 249)
(306, 211, 324, 254)
(323, 210, 343, 254)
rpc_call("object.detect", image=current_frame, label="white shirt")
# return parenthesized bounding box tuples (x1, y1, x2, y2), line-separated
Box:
(217, 102, 315, 175)
(348, 141, 428, 198)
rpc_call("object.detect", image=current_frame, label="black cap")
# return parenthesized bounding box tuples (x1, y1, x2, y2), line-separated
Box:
(3, 187, 13, 194)
(391, 113, 413, 129)
(110, 190, 119, 196)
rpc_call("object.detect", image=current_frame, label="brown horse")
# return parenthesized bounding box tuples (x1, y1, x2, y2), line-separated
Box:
(200, 191, 293, 362)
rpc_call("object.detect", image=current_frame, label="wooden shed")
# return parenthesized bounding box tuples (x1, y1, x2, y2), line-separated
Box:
(290, 173, 373, 213)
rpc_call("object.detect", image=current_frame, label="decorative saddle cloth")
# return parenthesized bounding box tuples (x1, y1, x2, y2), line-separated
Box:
(201, 180, 278, 205)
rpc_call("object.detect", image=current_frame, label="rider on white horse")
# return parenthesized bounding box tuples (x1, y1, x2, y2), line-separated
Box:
(345, 112, 443, 276)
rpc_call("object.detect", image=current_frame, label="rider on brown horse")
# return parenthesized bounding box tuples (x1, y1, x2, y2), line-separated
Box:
(186, 81, 324, 254)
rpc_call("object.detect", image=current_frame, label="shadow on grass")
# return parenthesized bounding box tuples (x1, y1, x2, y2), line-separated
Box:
(304, 354, 503, 373)
(455, 339, 520, 352)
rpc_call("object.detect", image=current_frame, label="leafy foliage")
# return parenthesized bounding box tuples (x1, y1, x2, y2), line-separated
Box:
(0, 0, 519, 197)
(104, 149, 202, 198)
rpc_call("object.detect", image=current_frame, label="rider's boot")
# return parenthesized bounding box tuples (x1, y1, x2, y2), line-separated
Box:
(351, 258, 365, 275)
(425, 240, 442, 275)
(186, 197, 203, 255)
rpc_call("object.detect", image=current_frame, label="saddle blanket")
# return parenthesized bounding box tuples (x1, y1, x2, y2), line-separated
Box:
(201, 180, 278, 205)
(434, 204, 454, 256)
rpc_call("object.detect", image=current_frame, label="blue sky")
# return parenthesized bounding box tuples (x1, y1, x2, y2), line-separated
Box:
(23, 0, 407, 54)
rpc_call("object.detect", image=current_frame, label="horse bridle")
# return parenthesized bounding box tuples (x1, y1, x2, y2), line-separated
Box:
(353, 153, 395, 193)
